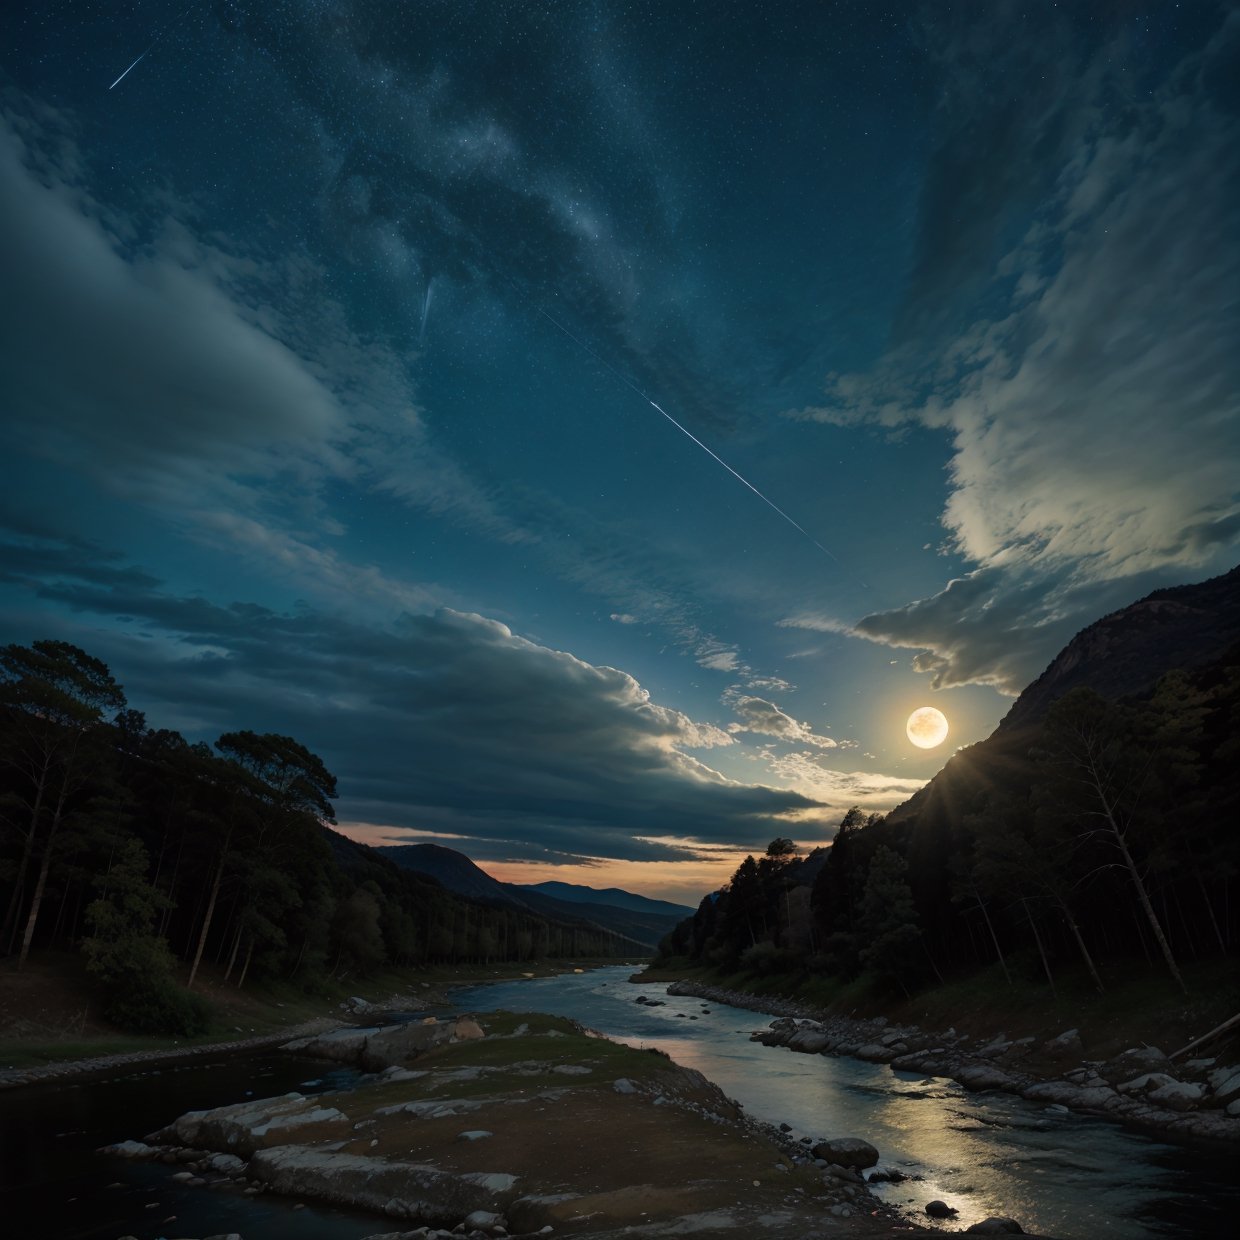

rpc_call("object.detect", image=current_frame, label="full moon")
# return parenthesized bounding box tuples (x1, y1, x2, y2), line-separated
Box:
(906, 706, 949, 749)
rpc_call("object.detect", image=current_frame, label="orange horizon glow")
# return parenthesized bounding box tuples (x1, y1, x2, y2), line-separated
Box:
(330, 821, 752, 906)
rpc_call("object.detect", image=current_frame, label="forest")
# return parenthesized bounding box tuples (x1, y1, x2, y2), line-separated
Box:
(0, 640, 636, 1036)
(657, 649, 1240, 1000)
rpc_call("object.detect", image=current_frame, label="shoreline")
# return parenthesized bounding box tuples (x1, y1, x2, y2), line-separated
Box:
(664, 979, 1240, 1146)
(94, 1009, 943, 1238)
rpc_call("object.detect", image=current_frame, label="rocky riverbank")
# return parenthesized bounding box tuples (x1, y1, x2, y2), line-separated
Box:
(666, 981, 1240, 1144)
(0, 986, 448, 1091)
(95, 1008, 1009, 1238)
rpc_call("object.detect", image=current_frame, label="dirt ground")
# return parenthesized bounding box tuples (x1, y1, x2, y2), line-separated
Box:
(152, 1010, 930, 1238)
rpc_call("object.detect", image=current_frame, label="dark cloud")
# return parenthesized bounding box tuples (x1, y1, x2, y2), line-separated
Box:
(0, 529, 822, 863)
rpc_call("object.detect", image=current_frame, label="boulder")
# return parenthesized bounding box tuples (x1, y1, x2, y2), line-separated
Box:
(809, 1137, 879, 1169)
(247, 1146, 517, 1225)
(612, 1078, 637, 1094)
(956, 1064, 1017, 1091)
(1042, 1028, 1083, 1057)
(1146, 1081, 1204, 1112)
(1117, 1072, 1178, 1094)
(925, 1199, 958, 1218)
(153, 1093, 350, 1156)
(361, 1022, 457, 1070)
(965, 1218, 1025, 1234)
(1208, 1067, 1240, 1104)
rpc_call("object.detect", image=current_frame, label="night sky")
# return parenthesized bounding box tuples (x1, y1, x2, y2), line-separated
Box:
(2, 2, 1237, 902)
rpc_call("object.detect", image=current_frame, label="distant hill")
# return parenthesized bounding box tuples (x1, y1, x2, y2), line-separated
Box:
(377, 843, 682, 951)
(380, 842, 515, 905)
(514, 881, 692, 919)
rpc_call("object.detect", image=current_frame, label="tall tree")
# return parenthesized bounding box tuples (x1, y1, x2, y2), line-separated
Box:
(1037, 688, 1187, 994)
(0, 641, 126, 966)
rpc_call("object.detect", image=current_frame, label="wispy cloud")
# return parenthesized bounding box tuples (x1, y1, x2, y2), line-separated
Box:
(789, 10, 1240, 691)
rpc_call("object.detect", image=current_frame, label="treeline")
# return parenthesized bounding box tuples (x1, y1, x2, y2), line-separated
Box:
(659, 653, 1240, 999)
(0, 640, 632, 1034)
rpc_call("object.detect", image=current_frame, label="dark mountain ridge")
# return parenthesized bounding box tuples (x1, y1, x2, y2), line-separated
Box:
(377, 842, 681, 951)
(1000, 563, 1240, 730)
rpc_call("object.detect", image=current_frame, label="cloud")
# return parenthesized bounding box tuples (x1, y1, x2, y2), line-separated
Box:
(791, 10, 1240, 691)
(743, 749, 927, 819)
(609, 613, 638, 625)
(0, 98, 524, 548)
(726, 693, 837, 749)
(217, 0, 743, 435)
(0, 528, 825, 863)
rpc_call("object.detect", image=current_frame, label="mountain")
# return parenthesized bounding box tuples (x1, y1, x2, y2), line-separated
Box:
(377, 843, 681, 951)
(889, 563, 1240, 828)
(380, 842, 516, 905)
(505, 885, 686, 951)
(1000, 564, 1240, 730)
(513, 881, 693, 919)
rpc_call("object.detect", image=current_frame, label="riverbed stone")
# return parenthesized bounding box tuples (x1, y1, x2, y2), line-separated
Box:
(809, 1138, 878, 1169)
(1042, 1028, 1082, 1057)
(1208, 1067, 1240, 1104)
(153, 1092, 350, 1155)
(247, 1146, 517, 1225)
(1146, 1081, 1204, 1111)
(965, 1218, 1025, 1234)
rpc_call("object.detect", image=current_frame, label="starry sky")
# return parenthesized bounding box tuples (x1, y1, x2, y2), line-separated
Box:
(2, 2, 1237, 903)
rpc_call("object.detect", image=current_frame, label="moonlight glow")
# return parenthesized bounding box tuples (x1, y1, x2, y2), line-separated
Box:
(906, 707, 949, 749)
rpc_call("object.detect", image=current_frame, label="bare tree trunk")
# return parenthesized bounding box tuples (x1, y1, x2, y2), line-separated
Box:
(974, 886, 1011, 984)
(1058, 899, 1105, 993)
(2, 753, 51, 952)
(188, 858, 225, 990)
(1023, 899, 1057, 997)
(237, 939, 254, 988)
(224, 915, 244, 981)
(1081, 751, 1187, 993)
(17, 782, 70, 970)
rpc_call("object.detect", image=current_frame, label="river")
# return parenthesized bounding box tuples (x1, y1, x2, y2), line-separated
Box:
(2, 966, 1236, 1239)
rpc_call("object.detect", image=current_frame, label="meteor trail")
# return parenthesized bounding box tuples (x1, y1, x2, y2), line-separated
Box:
(528, 301, 839, 564)
(109, 50, 147, 90)
(107, 4, 196, 92)
(419, 278, 435, 346)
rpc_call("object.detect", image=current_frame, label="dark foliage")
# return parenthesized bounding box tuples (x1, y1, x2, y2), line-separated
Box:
(0, 640, 640, 1019)
(656, 646, 1240, 997)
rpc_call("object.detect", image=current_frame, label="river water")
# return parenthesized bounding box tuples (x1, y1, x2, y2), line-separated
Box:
(2, 966, 1236, 1239)
(451, 967, 1240, 1240)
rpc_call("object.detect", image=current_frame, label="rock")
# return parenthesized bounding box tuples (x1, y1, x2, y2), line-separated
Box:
(458, 1131, 493, 1142)
(966, 1218, 1025, 1234)
(1043, 1028, 1083, 1056)
(551, 1065, 591, 1076)
(454, 1019, 485, 1042)
(1146, 1081, 1204, 1111)
(1118, 1072, 1178, 1094)
(1208, 1067, 1240, 1104)
(809, 1138, 879, 1169)
(612, 1078, 637, 1094)
(155, 1094, 350, 1155)
(957, 1064, 1016, 1091)
(247, 1146, 517, 1224)
(463, 1211, 506, 1230)
(100, 1140, 158, 1159)
(925, 1199, 958, 1218)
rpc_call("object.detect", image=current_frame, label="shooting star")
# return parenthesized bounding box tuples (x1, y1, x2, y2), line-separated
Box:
(109, 49, 148, 90)
(107, 4, 195, 91)
(528, 301, 839, 564)
(419, 278, 435, 346)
